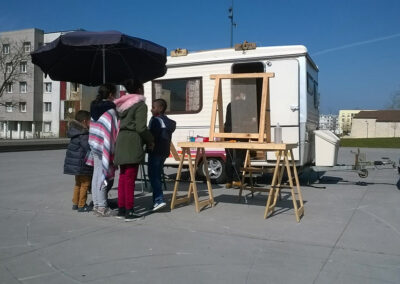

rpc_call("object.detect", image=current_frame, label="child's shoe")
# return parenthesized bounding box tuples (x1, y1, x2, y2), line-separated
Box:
(72, 204, 78, 210)
(78, 205, 92, 212)
(232, 181, 242, 188)
(92, 206, 99, 216)
(115, 207, 126, 219)
(225, 183, 232, 189)
(152, 202, 167, 212)
(125, 209, 142, 222)
(97, 207, 113, 217)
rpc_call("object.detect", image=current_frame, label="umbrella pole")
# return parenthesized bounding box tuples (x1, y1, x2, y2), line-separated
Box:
(102, 45, 105, 84)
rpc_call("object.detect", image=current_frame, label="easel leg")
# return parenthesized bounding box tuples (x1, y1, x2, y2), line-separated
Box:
(239, 149, 251, 201)
(270, 154, 285, 209)
(264, 150, 282, 219)
(171, 147, 187, 210)
(201, 148, 214, 207)
(187, 150, 200, 213)
(290, 149, 304, 218)
(284, 151, 301, 222)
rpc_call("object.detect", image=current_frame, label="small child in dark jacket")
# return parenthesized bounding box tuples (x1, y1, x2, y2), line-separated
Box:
(64, 110, 93, 212)
(148, 99, 176, 211)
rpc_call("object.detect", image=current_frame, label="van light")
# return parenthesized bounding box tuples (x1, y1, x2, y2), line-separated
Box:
(171, 48, 188, 57)
(234, 41, 256, 51)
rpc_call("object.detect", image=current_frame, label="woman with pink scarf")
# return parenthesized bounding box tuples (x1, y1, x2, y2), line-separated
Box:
(113, 79, 154, 221)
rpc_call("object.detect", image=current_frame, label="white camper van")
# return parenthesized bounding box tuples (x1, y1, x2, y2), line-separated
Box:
(142, 44, 319, 183)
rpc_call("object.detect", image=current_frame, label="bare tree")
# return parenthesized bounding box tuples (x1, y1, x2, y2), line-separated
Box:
(0, 37, 31, 107)
(386, 90, 400, 110)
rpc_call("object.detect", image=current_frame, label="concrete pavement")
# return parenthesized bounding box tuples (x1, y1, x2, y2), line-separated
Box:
(0, 148, 399, 283)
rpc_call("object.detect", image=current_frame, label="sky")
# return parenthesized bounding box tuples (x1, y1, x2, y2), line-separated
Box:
(1, 0, 399, 114)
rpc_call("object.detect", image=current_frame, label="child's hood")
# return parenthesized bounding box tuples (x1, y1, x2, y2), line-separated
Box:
(114, 94, 146, 115)
(90, 100, 116, 121)
(160, 115, 176, 133)
(67, 120, 88, 138)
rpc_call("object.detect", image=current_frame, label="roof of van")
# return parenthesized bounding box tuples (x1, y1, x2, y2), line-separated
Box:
(167, 45, 318, 70)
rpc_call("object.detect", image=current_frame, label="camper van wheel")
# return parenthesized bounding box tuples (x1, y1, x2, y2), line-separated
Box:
(358, 169, 368, 178)
(197, 158, 226, 184)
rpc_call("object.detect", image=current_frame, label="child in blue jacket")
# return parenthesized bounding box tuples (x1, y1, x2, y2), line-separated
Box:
(148, 99, 176, 211)
(64, 110, 93, 212)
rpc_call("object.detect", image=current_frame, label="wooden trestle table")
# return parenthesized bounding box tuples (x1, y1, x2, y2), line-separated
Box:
(170, 141, 304, 222)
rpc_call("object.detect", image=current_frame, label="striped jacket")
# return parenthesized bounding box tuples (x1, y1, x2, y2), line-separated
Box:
(87, 108, 118, 181)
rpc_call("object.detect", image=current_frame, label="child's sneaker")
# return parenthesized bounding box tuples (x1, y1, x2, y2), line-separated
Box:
(125, 209, 142, 222)
(152, 202, 167, 212)
(72, 205, 78, 210)
(78, 205, 92, 212)
(97, 207, 113, 217)
(232, 181, 242, 188)
(115, 208, 126, 219)
(92, 206, 99, 216)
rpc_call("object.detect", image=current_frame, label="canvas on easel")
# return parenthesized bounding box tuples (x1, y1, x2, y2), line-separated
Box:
(209, 73, 274, 144)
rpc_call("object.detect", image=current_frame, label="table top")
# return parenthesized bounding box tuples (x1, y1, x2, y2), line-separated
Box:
(177, 141, 298, 150)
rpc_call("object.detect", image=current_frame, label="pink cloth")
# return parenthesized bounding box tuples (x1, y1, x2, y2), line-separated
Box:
(118, 164, 139, 209)
(114, 93, 146, 113)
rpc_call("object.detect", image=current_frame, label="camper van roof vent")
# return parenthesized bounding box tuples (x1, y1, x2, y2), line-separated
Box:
(234, 41, 256, 51)
(171, 48, 188, 57)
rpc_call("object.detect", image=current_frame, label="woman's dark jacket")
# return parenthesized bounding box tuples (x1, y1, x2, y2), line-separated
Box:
(63, 120, 93, 175)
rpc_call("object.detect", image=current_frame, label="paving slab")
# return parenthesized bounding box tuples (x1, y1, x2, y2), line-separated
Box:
(0, 148, 399, 283)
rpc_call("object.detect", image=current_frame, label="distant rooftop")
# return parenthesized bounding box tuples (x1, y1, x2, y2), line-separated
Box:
(354, 110, 400, 122)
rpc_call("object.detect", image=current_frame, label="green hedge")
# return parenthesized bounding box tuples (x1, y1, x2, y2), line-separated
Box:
(340, 137, 400, 148)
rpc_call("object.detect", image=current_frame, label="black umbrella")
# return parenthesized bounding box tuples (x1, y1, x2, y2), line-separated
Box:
(31, 30, 167, 86)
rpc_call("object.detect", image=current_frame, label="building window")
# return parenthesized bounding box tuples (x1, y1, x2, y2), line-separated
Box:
(23, 42, 31, 53)
(5, 102, 13, 112)
(19, 102, 26, 112)
(72, 83, 79, 92)
(152, 77, 202, 114)
(2, 44, 10, 54)
(6, 83, 13, 93)
(6, 63, 12, 73)
(20, 61, 27, 73)
(45, 82, 52, 93)
(43, 122, 52, 132)
(20, 82, 27, 93)
(44, 102, 52, 112)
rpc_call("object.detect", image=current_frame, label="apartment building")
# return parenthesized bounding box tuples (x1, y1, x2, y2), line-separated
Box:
(319, 114, 339, 134)
(41, 32, 61, 138)
(338, 110, 362, 135)
(0, 28, 97, 139)
(0, 28, 44, 139)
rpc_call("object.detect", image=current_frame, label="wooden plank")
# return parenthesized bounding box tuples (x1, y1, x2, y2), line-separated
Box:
(214, 133, 264, 139)
(210, 73, 275, 79)
(209, 78, 221, 141)
(217, 85, 224, 135)
(265, 79, 271, 142)
(177, 141, 297, 150)
(241, 186, 270, 192)
(198, 199, 213, 209)
(258, 75, 268, 142)
(173, 196, 191, 206)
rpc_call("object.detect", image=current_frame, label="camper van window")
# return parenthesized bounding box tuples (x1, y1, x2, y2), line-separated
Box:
(307, 74, 314, 95)
(152, 77, 202, 114)
(313, 81, 319, 108)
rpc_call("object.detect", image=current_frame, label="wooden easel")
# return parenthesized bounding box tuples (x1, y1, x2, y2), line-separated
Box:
(209, 73, 274, 143)
(170, 73, 304, 221)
